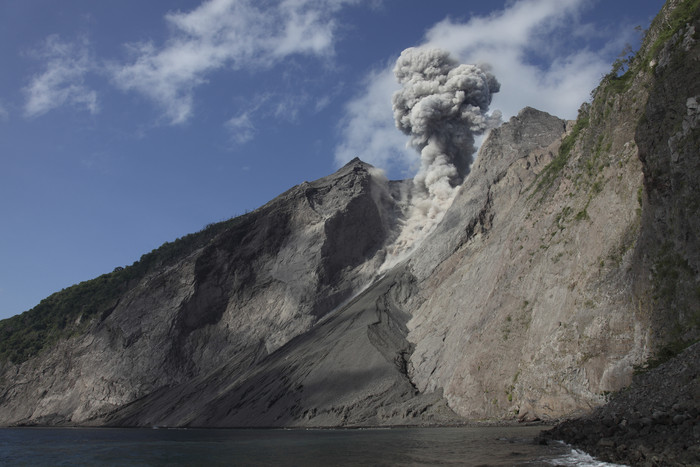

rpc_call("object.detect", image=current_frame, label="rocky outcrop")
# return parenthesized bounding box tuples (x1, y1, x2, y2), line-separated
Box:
(406, 102, 650, 420)
(97, 268, 460, 427)
(539, 3, 700, 464)
(540, 343, 700, 466)
(633, 0, 700, 349)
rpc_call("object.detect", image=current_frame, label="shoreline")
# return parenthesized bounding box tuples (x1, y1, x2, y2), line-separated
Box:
(3, 418, 553, 430)
(538, 342, 700, 466)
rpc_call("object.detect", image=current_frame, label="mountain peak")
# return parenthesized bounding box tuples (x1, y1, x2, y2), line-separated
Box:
(340, 156, 374, 171)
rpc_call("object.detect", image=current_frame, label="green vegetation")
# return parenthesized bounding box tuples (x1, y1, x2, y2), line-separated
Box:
(598, 0, 700, 97)
(648, 0, 700, 62)
(600, 42, 637, 95)
(531, 110, 590, 199)
(0, 272, 126, 364)
(0, 214, 247, 364)
(637, 186, 644, 206)
(574, 206, 590, 221)
(602, 59, 636, 95)
(529, 0, 699, 208)
(502, 314, 513, 341)
(600, 0, 700, 99)
(505, 385, 514, 402)
(559, 114, 590, 160)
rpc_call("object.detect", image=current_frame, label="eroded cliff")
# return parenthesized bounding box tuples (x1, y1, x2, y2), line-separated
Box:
(404, 0, 699, 422)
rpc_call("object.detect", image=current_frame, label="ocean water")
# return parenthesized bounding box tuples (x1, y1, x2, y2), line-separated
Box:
(0, 425, 623, 466)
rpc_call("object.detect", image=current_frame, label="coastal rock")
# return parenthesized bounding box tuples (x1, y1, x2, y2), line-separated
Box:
(541, 343, 700, 466)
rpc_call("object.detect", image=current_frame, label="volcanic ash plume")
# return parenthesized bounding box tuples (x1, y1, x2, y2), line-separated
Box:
(384, 47, 501, 267)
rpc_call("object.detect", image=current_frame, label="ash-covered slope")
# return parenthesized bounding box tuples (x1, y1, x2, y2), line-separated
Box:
(0, 158, 421, 426)
(97, 267, 459, 427)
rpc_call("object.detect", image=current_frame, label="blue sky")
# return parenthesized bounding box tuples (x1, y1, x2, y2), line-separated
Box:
(0, 0, 663, 320)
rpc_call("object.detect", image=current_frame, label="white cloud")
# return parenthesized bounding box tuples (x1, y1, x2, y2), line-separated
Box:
(334, 66, 417, 175)
(23, 35, 98, 118)
(222, 91, 311, 142)
(225, 112, 256, 144)
(273, 93, 312, 123)
(421, 0, 620, 120)
(0, 102, 8, 121)
(110, 0, 362, 125)
(335, 0, 634, 174)
(314, 95, 331, 112)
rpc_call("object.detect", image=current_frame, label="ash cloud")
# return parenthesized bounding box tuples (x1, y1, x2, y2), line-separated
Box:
(383, 47, 500, 267)
(393, 47, 500, 197)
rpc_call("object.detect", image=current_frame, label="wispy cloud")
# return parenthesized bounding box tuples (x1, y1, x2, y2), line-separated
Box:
(334, 66, 416, 176)
(223, 88, 330, 143)
(0, 101, 9, 122)
(110, 0, 362, 125)
(80, 151, 116, 174)
(225, 112, 257, 144)
(23, 35, 98, 118)
(314, 95, 331, 112)
(335, 0, 633, 173)
(19, 0, 366, 134)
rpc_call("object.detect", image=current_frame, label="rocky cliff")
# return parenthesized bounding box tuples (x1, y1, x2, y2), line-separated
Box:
(403, 0, 699, 422)
(0, 0, 698, 429)
(541, 342, 700, 465)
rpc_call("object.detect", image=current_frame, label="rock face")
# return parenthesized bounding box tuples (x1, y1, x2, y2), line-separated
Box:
(541, 342, 700, 466)
(403, 0, 699, 423)
(0, 0, 698, 431)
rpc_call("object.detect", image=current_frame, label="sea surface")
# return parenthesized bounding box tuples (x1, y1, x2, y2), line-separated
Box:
(0, 425, 624, 466)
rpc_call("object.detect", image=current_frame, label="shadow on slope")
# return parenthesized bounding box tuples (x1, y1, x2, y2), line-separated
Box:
(97, 267, 460, 427)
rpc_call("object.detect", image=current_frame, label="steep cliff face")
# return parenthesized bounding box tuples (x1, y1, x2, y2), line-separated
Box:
(0, 0, 697, 428)
(406, 106, 649, 420)
(634, 0, 700, 348)
(404, 0, 699, 421)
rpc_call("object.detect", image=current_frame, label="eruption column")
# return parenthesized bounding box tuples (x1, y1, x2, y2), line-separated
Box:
(384, 47, 500, 266)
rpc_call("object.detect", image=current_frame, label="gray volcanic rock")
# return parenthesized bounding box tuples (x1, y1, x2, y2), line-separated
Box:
(541, 343, 700, 466)
(403, 0, 699, 423)
(407, 106, 569, 281)
(540, 4, 700, 465)
(97, 268, 460, 427)
(0, 158, 421, 426)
